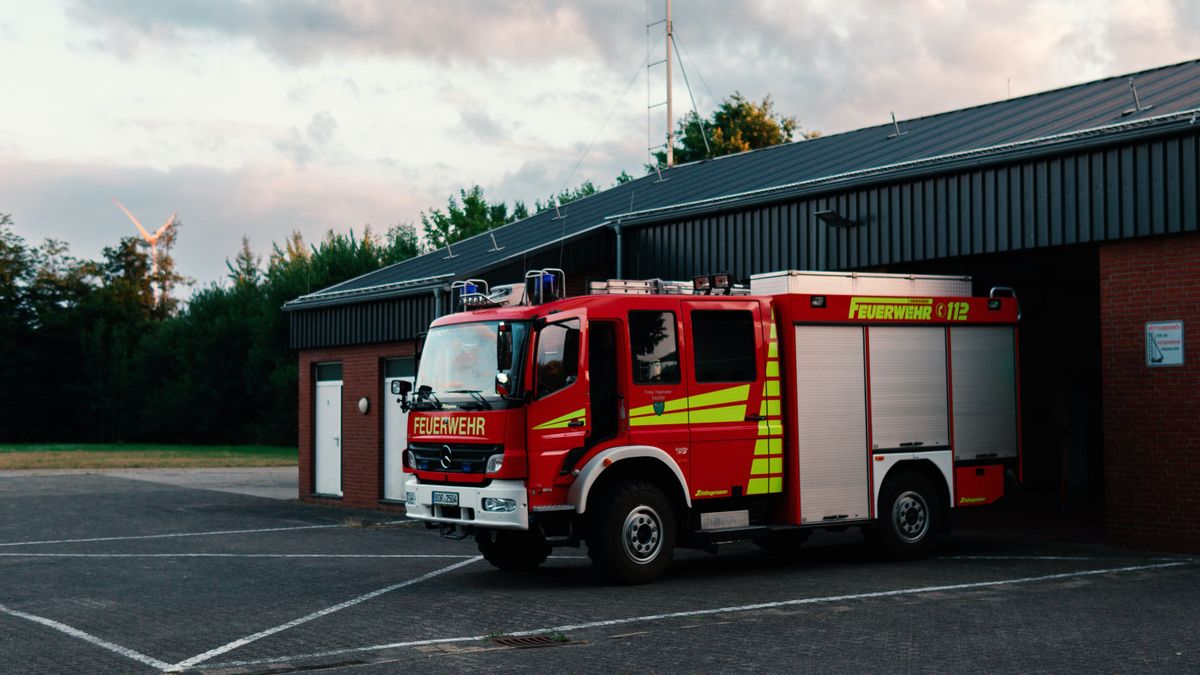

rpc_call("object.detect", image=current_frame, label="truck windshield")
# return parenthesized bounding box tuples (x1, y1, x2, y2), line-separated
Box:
(414, 321, 529, 409)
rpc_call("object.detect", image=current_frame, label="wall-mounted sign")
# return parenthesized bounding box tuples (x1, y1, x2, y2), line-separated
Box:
(1145, 320, 1184, 367)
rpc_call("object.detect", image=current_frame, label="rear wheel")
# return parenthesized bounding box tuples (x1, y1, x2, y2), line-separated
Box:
(870, 471, 941, 560)
(586, 481, 676, 584)
(476, 530, 550, 571)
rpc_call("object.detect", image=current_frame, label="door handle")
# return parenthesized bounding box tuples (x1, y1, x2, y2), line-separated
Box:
(567, 419, 586, 428)
(744, 414, 764, 422)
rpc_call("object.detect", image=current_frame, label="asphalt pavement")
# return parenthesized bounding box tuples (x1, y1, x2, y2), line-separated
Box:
(0, 472, 1194, 674)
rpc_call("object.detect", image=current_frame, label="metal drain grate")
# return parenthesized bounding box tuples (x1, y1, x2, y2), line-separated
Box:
(492, 635, 569, 649)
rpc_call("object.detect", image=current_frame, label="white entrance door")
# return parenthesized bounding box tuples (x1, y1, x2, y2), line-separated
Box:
(314, 364, 343, 497)
(383, 357, 416, 501)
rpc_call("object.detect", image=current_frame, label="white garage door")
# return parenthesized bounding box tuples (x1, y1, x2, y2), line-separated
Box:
(314, 363, 343, 497)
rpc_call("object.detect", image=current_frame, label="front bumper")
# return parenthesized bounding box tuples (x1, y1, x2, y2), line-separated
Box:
(403, 476, 529, 530)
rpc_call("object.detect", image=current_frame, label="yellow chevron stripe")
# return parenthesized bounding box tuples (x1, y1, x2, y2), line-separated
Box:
(762, 380, 780, 397)
(754, 438, 783, 455)
(628, 383, 750, 418)
(533, 408, 585, 430)
(767, 341, 778, 358)
(765, 360, 779, 377)
(629, 411, 689, 427)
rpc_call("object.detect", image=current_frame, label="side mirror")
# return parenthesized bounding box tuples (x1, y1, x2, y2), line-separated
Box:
(495, 371, 511, 397)
(392, 380, 413, 412)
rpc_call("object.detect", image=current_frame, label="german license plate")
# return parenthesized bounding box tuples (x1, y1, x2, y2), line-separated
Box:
(432, 491, 459, 506)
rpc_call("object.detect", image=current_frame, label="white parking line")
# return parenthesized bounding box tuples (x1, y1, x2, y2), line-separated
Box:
(0, 553, 475, 559)
(942, 555, 1183, 561)
(0, 603, 171, 670)
(169, 555, 483, 671)
(203, 560, 1194, 670)
(0, 524, 342, 547)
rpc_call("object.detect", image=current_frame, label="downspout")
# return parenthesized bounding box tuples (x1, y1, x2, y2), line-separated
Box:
(432, 286, 442, 318)
(614, 220, 624, 279)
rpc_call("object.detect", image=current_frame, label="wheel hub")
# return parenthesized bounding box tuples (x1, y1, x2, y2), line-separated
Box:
(892, 491, 929, 543)
(622, 505, 663, 564)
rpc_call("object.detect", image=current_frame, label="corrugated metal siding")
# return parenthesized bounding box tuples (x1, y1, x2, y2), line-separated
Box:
(289, 294, 437, 350)
(629, 132, 1200, 280)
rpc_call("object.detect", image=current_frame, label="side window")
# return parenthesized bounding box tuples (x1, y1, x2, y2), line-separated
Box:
(536, 319, 580, 398)
(629, 310, 681, 384)
(692, 310, 756, 382)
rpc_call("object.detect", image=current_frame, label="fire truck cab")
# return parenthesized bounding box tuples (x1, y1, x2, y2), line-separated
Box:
(401, 269, 1020, 583)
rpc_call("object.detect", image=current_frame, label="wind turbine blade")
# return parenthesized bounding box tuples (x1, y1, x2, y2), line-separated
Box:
(113, 199, 153, 241)
(153, 213, 177, 239)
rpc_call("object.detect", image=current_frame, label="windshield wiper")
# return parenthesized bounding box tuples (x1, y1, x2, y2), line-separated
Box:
(445, 390, 493, 410)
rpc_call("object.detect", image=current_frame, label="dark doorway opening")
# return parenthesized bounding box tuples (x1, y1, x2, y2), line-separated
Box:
(889, 246, 1103, 530)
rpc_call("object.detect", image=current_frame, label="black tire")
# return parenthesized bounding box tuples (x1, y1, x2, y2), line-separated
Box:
(754, 529, 811, 556)
(869, 471, 941, 560)
(585, 481, 676, 584)
(476, 530, 550, 571)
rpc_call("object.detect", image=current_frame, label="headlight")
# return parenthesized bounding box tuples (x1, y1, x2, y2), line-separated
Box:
(481, 497, 517, 512)
(405, 450, 415, 468)
(485, 454, 504, 473)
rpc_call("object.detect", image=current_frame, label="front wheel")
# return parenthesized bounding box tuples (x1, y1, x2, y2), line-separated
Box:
(869, 471, 941, 560)
(476, 530, 550, 571)
(586, 481, 676, 584)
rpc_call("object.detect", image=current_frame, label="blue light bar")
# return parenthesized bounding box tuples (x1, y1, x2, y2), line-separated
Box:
(464, 283, 478, 295)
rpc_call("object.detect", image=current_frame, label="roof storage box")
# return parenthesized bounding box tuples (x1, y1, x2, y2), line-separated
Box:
(749, 270, 971, 296)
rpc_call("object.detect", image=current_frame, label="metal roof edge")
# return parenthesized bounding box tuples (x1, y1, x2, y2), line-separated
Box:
(606, 107, 1200, 226)
(282, 273, 454, 311)
(282, 221, 614, 312)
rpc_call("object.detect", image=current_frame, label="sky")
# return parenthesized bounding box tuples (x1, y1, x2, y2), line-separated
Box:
(1, 0, 1197, 286)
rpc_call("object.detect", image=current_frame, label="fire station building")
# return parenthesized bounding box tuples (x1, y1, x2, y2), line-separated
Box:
(285, 60, 1200, 552)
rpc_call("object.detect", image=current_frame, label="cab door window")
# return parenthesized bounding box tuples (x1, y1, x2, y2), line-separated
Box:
(691, 309, 757, 382)
(535, 319, 580, 398)
(629, 310, 681, 384)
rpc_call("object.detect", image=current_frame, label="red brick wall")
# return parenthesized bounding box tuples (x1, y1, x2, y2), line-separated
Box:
(1100, 234, 1200, 552)
(298, 342, 415, 510)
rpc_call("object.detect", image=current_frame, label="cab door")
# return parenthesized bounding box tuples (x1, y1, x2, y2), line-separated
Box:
(682, 300, 769, 499)
(526, 311, 588, 502)
(624, 306, 690, 477)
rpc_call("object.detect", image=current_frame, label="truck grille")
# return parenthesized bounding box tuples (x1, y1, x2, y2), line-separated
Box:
(409, 443, 501, 474)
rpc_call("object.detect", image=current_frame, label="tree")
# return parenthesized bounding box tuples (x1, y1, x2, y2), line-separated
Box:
(421, 185, 512, 249)
(227, 236, 262, 287)
(652, 92, 815, 168)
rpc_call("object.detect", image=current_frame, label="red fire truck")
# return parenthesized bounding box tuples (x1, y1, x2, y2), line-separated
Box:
(398, 269, 1020, 583)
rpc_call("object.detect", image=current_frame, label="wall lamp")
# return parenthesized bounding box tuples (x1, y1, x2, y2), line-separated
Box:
(814, 209, 857, 228)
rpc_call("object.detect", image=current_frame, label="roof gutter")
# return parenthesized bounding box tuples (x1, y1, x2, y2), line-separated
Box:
(606, 108, 1200, 227)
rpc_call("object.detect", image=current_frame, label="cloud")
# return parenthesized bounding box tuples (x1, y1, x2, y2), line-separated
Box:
(69, 0, 629, 66)
(0, 158, 428, 285)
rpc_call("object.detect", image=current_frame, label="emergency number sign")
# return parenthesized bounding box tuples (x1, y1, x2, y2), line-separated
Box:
(1145, 320, 1185, 367)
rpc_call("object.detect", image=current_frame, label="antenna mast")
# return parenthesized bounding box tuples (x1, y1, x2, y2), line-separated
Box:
(665, 0, 673, 167)
(645, 0, 675, 169)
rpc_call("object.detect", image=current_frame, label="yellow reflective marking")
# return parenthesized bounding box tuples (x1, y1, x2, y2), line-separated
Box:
(689, 404, 746, 424)
(750, 458, 769, 475)
(533, 408, 585, 430)
(770, 437, 782, 453)
(767, 341, 778, 358)
(689, 384, 751, 409)
(768, 476, 783, 492)
(629, 398, 688, 418)
(746, 477, 769, 495)
(769, 323, 777, 339)
(757, 420, 783, 436)
(629, 384, 749, 418)
(629, 411, 690, 426)
(754, 439, 768, 455)
(762, 380, 780, 397)
(758, 399, 781, 417)
(766, 360, 779, 377)
(769, 457, 782, 473)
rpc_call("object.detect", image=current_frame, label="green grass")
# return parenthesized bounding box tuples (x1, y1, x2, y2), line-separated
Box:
(0, 444, 297, 470)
